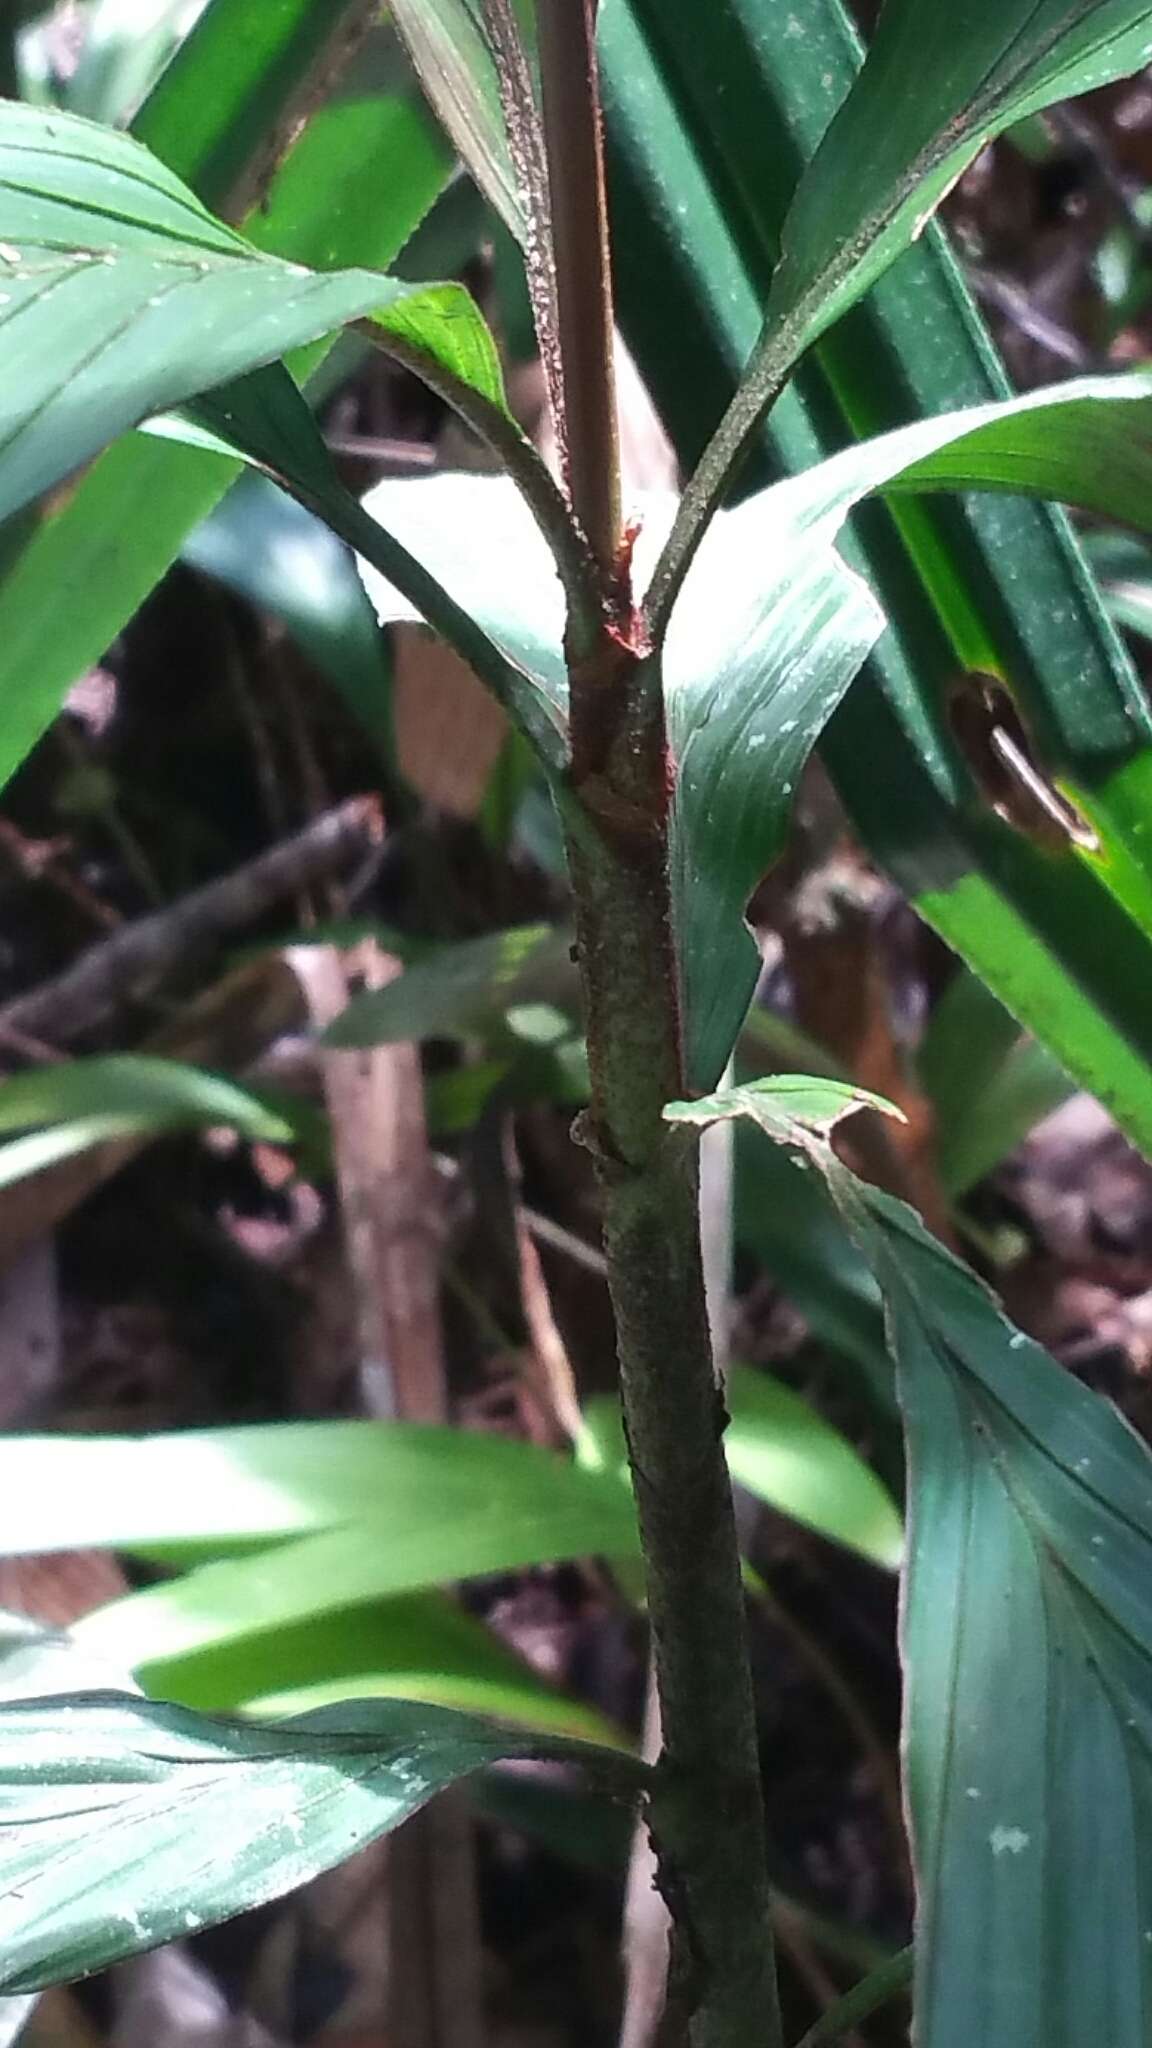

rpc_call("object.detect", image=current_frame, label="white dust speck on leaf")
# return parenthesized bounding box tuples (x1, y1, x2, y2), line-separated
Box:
(989, 1825, 1029, 1857)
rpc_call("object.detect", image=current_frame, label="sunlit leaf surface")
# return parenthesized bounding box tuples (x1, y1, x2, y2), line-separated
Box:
(0, 1689, 640, 1994)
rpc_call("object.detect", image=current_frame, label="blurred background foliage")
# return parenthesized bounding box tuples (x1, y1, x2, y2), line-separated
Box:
(3, 2, 1152, 2043)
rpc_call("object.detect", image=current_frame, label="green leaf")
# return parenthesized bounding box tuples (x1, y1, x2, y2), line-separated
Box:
(0, 1055, 293, 1194)
(357, 472, 570, 720)
(0, 1616, 146, 2043)
(0, 1426, 628, 1746)
(769, 373, 1152, 534)
(135, 0, 392, 221)
(647, 0, 1152, 613)
(769, 0, 1152, 363)
(182, 471, 396, 767)
(725, 1368, 901, 1568)
(845, 1183, 1152, 2048)
(668, 1076, 1152, 2047)
(53, 1426, 637, 1676)
(605, 0, 1152, 1165)
(0, 1419, 629, 1562)
(323, 923, 572, 1048)
(134, 1588, 623, 1748)
(0, 14, 447, 796)
(0, 1054, 292, 1143)
(0, 1119, 155, 1190)
(666, 372, 1152, 1089)
(0, 102, 498, 531)
(391, 0, 522, 239)
(0, 1689, 640, 1993)
(579, 1361, 902, 1570)
(917, 970, 1074, 1196)
(663, 506, 880, 1091)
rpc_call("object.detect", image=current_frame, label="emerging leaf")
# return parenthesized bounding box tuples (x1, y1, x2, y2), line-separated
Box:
(665, 1074, 900, 1144)
(391, 0, 523, 238)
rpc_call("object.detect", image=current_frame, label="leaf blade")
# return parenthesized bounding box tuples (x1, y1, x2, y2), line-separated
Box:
(0, 101, 495, 528)
(0, 1420, 633, 1563)
(0, 60, 450, 798)
(666, 372, 1152, 1089)
(668, 1076, 1152, 2047)
(646, 0, 1152, 616)
(0, 1054, 291, 1143)
(604, 0, 1152, 1163)
(769, 0, 1152, 359)
(0, 1688, 640, 1994)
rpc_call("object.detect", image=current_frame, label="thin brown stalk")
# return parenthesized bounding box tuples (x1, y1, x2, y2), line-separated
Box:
(536, 0, 621, 580)
(296, 937, 484, 2047)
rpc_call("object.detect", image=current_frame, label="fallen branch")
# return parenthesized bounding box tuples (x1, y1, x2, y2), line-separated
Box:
(0, 796, 383, 1049)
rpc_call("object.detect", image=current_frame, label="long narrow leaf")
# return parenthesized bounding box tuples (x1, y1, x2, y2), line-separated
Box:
(579, 1358, 902, 1569)
(0, 1054, 291, 1142)
(649, 0, 1152, 616)
(771, 0, 1152, 360)
(664, 373, 1152, 1088)
(0, 39, 450, 794)
(668, 1076, 1152, 2048)
(604, 0, 1152, 1160)
(0, 102, 500, 530)
(0, 1687, 639, 1994)
(137, 1589, 622, 1746)
(391, 0, 522, 237)
(0, 1420, 632, 1562)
